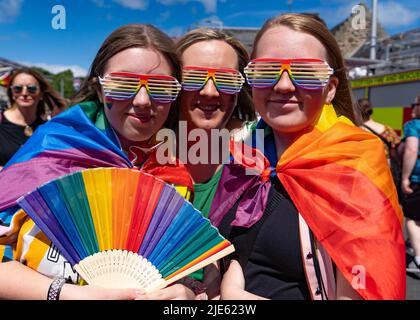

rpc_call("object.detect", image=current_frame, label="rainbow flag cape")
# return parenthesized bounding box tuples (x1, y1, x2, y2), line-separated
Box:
(0, 71, 11, 87)
(0, 101, 193, 212)
(210, 104, 405, 300)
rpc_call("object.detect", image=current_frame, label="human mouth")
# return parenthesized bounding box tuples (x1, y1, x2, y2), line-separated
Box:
(127, 113, 153, 123)
(194, 101, 221, 115)
(267, 99, 302, 105)
(18, 97, 33, 103)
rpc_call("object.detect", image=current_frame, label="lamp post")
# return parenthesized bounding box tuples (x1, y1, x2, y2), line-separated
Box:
(370, 0, 378, 60)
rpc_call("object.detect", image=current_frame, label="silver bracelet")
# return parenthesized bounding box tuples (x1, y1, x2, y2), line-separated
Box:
(47, 277, 66, 300)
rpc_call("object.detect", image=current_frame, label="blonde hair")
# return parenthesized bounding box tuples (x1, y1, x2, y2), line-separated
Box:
(252, 14, 361, 125)
(176, 28, 256, 121)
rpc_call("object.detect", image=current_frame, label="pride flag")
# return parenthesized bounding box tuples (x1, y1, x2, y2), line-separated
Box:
(0, 101, 193, 212)
(0, 71, 11, 87)
(210, 104, 405, 300)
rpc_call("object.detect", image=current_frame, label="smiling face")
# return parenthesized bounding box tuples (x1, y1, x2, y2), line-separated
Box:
(252, 26, 338, 134)
(11, 73, 42, 110)
(179, 40, 239, 131)
(101, 47, 173, 143)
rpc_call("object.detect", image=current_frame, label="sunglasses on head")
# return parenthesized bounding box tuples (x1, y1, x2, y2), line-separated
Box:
(10, 84, 39, 94)
(244, 58, 334, 90)
(182, 66, 245, 95)
(98, 72, 182, 104)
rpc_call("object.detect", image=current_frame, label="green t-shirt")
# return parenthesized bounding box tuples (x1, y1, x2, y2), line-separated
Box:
(193, 167, 223, 218)
(189, 167, 223, 280)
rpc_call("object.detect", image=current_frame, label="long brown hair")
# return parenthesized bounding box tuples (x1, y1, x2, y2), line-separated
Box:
(7, 68, 67, 118)
(252, 14, 360, 125)
(71, 24, 181, 129)
(176, 28, 256, 122)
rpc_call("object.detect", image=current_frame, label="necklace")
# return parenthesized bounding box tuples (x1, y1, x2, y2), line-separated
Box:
(24, 125, 33, 137)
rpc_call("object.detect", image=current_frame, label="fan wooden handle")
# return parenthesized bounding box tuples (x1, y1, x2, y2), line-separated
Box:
(147, 244, 235, 293)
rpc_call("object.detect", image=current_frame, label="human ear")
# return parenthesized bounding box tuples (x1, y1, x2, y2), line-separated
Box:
(93, 77, 104, 103)
(325, 76, 338, 104)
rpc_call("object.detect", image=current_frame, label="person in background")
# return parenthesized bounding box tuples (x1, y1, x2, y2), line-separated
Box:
(402, 95, 420, 275)
(0, 68, 67, 167)
(359, 98, 402, 199)
(359, 98, 401, 164)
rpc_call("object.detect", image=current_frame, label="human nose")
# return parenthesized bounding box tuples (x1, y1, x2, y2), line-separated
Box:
(20, 86, 29, 94)
(199, 78, 220, 98)
(132, 85, 152, 108)
(273, 70, 295, 93)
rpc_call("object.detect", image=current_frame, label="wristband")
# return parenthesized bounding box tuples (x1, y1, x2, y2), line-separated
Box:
(47, 277, 66, 300)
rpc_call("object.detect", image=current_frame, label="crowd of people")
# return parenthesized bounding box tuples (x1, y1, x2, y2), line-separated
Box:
(0, 12, 417, 300)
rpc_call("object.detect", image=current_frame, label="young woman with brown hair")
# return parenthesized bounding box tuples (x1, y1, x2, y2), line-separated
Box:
(155, 29, 256, 299)
(0, 24, 195, 300)
(0, 68, 67, 167)
(210, 13, 405, 300)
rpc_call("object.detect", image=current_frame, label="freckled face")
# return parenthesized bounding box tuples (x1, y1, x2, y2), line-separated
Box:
(252, 26, 338, 133)
(101, 47, 174, 142)
(11, 73, 42, 110)
(180, 40, 240, 131)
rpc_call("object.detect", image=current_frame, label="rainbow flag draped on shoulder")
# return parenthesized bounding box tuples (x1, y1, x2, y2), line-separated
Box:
(0, 101, 193, 212)
(210, 104, 405, 300)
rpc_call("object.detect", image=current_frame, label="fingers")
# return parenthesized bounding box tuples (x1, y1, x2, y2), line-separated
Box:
(195, 292, 208, 300)
(402, 180, 413, 195)
(78, 286, 139, 300)
(135, 284, 192, 300)
(103, 288, 139, 300)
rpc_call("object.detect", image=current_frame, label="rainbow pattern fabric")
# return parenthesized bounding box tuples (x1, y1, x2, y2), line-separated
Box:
(244, 58, 333, 90)
(0, 71, 11, 87)
(17, 168, 233, 289)
(210, 104, 405, 300)
(0, 101, 193, 212)
(181, 66, 245, 95)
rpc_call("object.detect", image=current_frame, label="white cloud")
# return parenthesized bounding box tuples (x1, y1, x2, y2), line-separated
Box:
(20, 62, 88, 78)
(313, 1, 420, 30)
(305, 2, 359, 28)
(158, 10, 171, 22)
(378, 1, 420, 28)
(225, 10, 282, 21)
(92, 0, 148, 10)
(158, 0, 217, 14)
(112, 0, 149, 10)
(0, 0, 23, 24)
(91, 0, 106, 7)
(164, 26, 186, 37)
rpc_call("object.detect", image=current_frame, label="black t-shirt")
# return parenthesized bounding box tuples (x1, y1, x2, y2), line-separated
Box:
(0, 112, 45, 166)
(218, 176, 311, 300)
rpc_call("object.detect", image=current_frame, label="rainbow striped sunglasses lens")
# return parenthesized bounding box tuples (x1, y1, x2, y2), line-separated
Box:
(99, 72, 181, 103)
(244, 58, 333, 90)
(182, 66, 245, 95)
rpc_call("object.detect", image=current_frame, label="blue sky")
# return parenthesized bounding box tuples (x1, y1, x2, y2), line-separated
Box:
(1, 0, 419, 76)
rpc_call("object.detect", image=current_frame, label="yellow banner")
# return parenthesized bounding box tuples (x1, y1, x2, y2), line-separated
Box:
(351, 69, 420, 88)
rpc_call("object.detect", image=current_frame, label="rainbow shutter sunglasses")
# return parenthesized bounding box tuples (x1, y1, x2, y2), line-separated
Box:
(182, 66, 245, 95)
(244, 58, 334, 90)
(99, 72, 182, 103)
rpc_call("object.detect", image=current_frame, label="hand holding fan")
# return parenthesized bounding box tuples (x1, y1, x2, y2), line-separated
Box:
(17, 168, 234, 292)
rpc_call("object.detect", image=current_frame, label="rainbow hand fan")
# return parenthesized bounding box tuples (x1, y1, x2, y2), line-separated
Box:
(17, 168, 234, 291)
